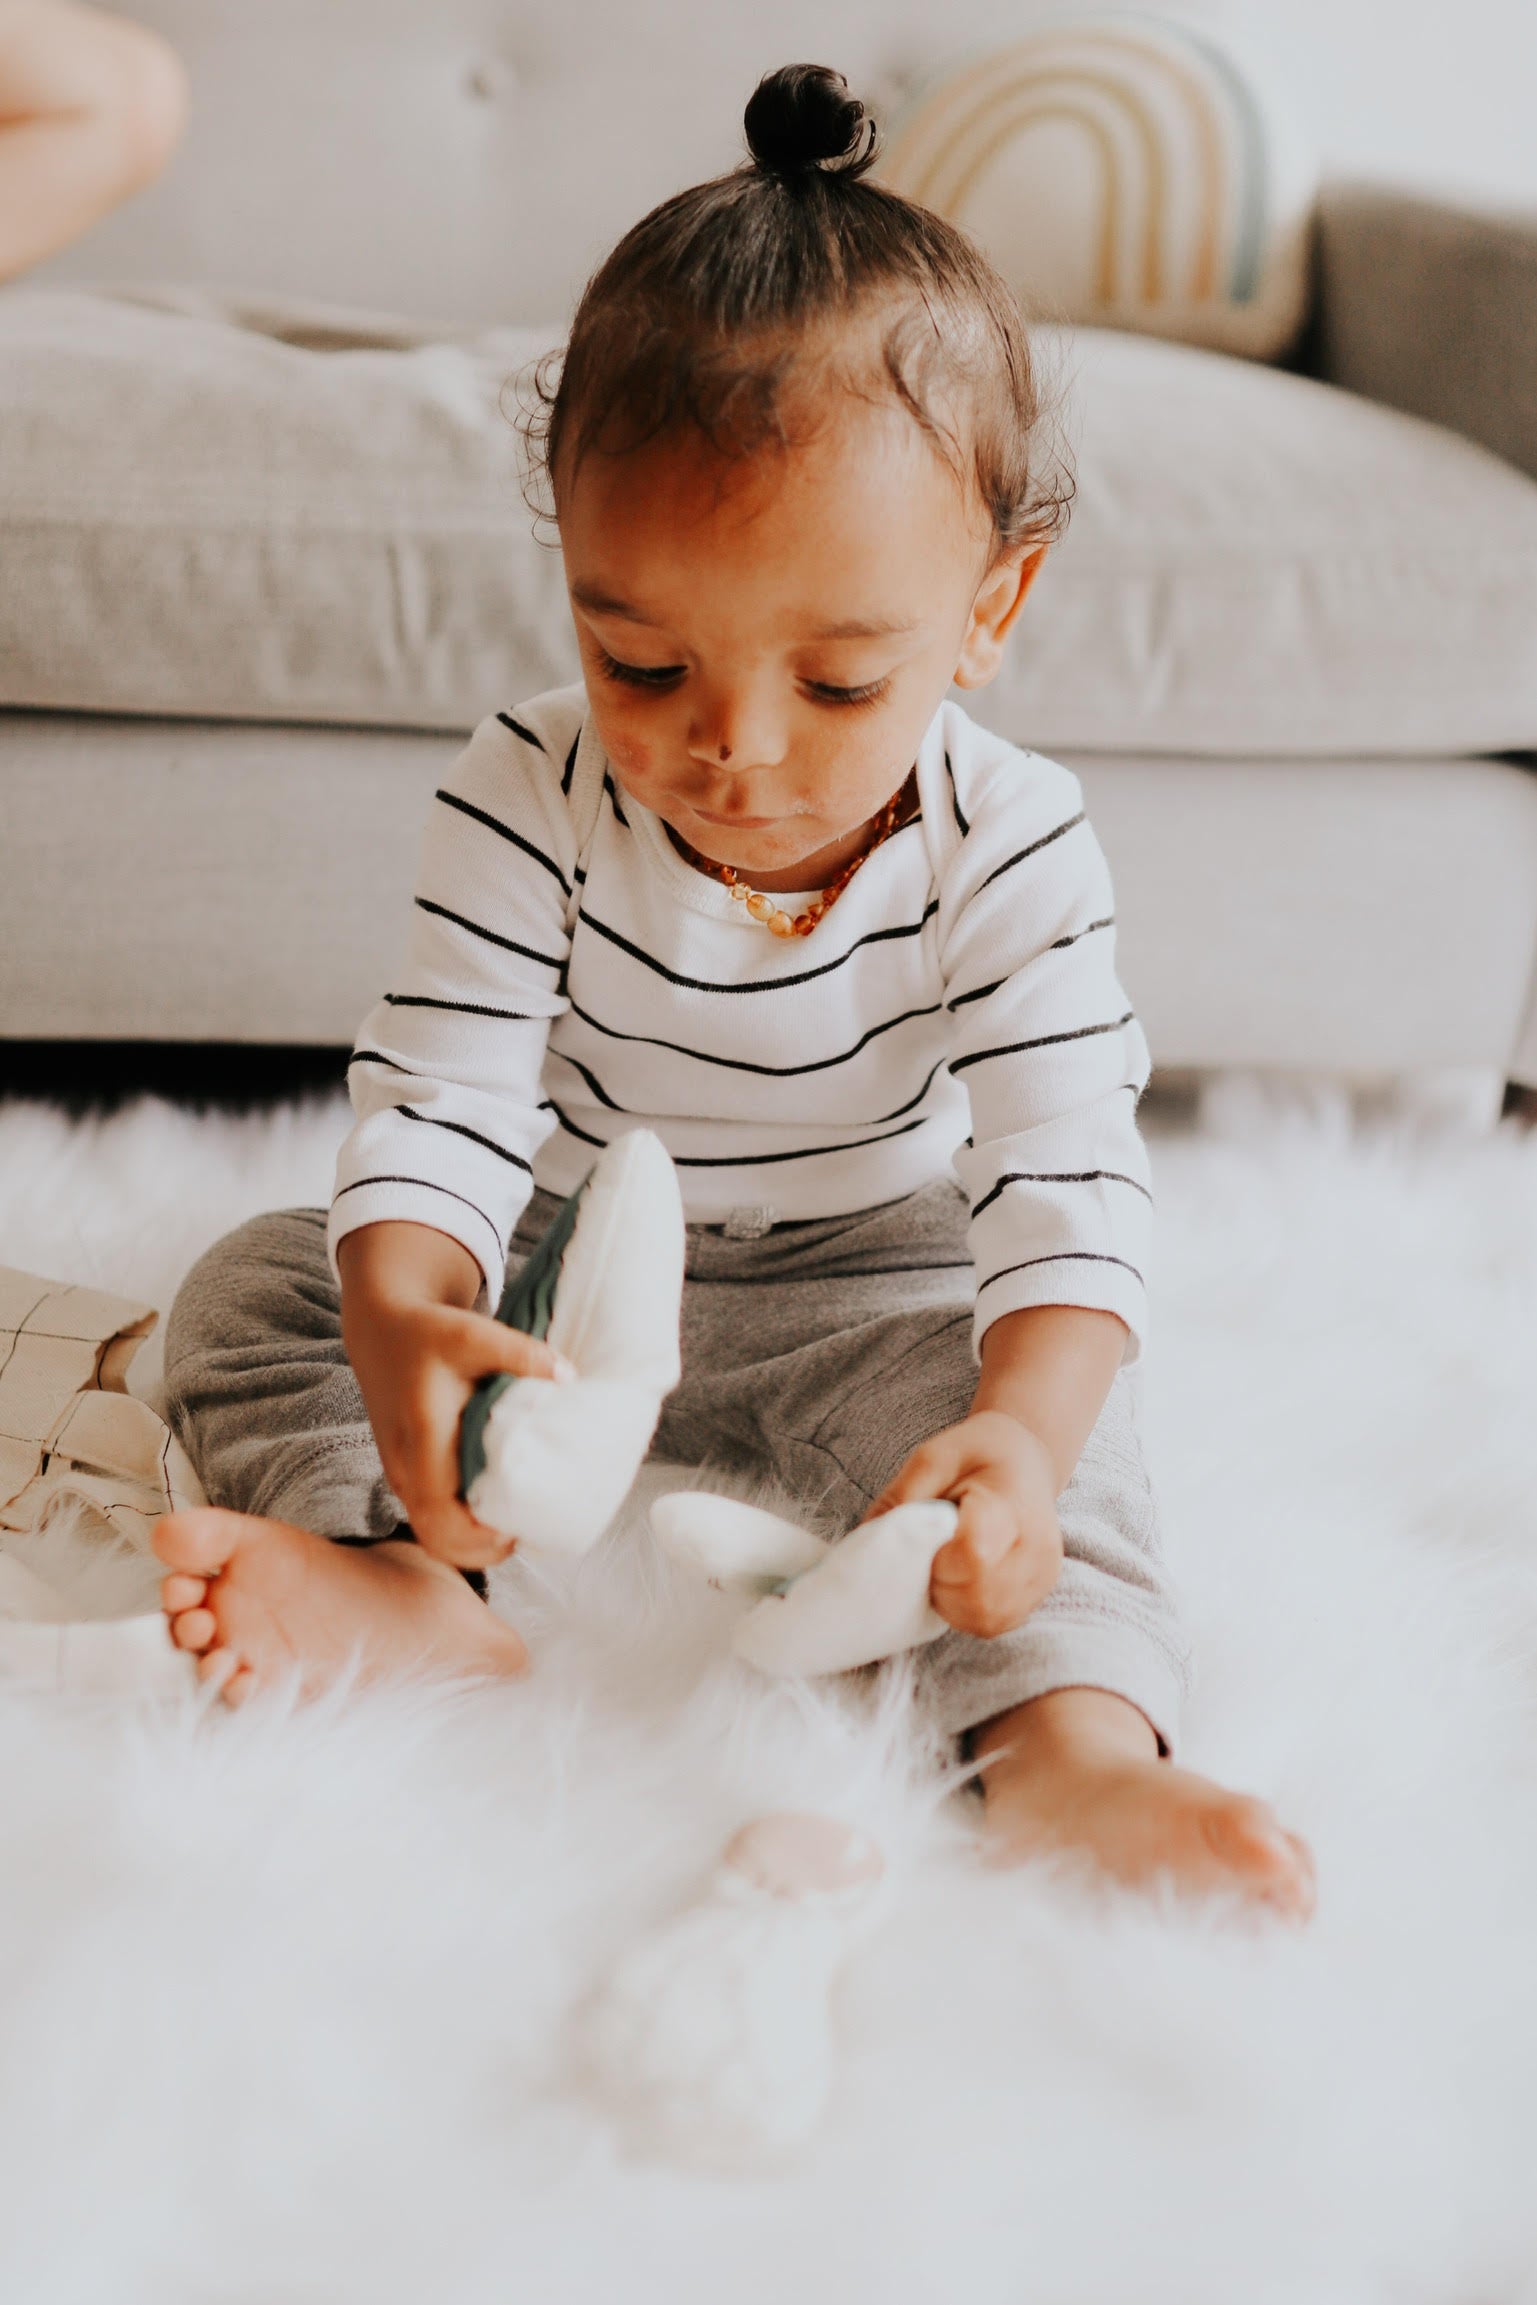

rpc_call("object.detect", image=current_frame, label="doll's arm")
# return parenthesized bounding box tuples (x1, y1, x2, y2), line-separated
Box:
(0, 1, 186, 280)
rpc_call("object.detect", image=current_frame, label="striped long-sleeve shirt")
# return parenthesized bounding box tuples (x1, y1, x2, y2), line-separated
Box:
(328, 684, 1153, 1357)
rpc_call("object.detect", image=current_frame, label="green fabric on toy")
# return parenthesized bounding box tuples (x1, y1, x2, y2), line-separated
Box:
(458, 1177, 587, 1504)
(455, 1133, 684, 1557)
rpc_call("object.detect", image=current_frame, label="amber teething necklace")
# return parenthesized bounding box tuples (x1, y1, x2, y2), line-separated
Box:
(676, 770, 919, 940)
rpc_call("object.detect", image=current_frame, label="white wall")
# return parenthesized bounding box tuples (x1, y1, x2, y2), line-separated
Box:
(1195, 0, 1537, 207)
(28, 0, 1536, 325)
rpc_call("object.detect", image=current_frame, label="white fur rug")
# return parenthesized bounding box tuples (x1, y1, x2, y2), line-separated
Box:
(2, 1081, 1536, 2305)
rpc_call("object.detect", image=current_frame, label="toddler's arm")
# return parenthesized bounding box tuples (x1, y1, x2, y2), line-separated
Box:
(890, 730, 1152, 1637)
(338, 1218, 572, 1568)
(869, 1302, 1126, 1637)
(328, 705, 582, 1312)
(939, 744, 1151, 1361)
(0, 0, 186, 280)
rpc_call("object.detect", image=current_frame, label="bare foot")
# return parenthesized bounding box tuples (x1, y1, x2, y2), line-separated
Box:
(974, 1688, 1315, 1921)
(152, 1508, 527, 1706)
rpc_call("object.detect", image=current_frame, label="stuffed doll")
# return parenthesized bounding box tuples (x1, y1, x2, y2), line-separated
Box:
(461, 1129, 961, 1678)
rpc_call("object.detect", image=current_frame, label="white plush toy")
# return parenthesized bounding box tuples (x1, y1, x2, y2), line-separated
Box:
(581, 1811, 887, 2164)
(461, 1129, 961, 1673)
(458, 1128, 686, 1555)
(651, 1490, 958, 1677)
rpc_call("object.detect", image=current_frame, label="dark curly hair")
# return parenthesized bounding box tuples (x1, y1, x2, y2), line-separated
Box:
(517, 62, 1071, 561)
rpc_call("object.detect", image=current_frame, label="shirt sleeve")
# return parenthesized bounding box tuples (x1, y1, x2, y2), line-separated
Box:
(327, 705, 582, 1301)
(939, 744, 1152, 1361)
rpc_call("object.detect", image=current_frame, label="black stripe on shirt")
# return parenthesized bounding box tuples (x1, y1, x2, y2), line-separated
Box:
(434, 789, 571, 894)
(975, 811, 1086, 896)
(872, 1058, 949, 1124)
(332, 1174, 503, 1250)
(415, 897, 564, 974)
(951, 1012, 1135, 1076)
(971, 1169, 1154, 1222)
(496, 713, 546, 753)
(553, 1047, 951, 1130)
(576, 898, 940, 997)
(947, 977, 1001, 1013)
(563, 994, 941, 1078)
(975, 1250, 1144, 1298)
(396, 1103, 532, 1171)
(1051, 915, 1114, 952)
(551, 1052, 626, 1112)
(548, 1102, 934, 1167)
(945, 919, 1115, 1015)
(602, 771, 629, 828)
(348, 1049, 421, 1076)
(561, 731, 580, 796)
(383, 993, 543, 1022)
(946, 751, 970, 838)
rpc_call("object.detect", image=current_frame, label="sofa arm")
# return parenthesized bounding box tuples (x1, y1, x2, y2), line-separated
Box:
(1311, 185, 1537, 481)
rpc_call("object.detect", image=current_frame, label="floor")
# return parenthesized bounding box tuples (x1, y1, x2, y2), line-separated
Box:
(0, 1066, 1535, 2303)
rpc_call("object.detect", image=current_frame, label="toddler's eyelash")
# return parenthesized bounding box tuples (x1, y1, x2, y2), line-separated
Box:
(598, 650, 686, 689)
(597, 652, 890, 710)
(806, 678, 891, 709)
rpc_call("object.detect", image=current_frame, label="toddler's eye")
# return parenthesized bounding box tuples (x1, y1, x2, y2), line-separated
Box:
(598, 650, 686, 690)
(805, 677, 892, 709)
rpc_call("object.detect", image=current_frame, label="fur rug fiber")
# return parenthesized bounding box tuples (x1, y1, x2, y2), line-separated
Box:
(2, 1081, 1536, 2305)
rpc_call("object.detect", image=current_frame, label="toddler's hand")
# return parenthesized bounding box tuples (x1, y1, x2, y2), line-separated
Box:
(345, 1295, 573, 1571)
(866, 1411, 1063, 1638)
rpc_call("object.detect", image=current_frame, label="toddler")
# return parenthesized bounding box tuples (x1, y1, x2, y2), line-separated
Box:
(155, 65, 1313, 1916)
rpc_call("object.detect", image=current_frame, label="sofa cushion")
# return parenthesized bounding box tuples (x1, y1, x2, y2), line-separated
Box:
(880, 18, 1317, 363)
(0, 288, 576, 736)
(3, 287, 1537, 755)
(977, 326, 1537, 755)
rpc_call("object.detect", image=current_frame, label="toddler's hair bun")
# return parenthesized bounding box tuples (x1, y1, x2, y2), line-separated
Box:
(743, 64, 879, 183)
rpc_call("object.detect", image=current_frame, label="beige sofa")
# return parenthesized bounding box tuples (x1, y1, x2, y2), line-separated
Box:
(3, 2, 1536, 1102)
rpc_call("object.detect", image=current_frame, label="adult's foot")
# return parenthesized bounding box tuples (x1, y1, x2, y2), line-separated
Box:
(153, 1507, 527, 1706)
(974, 1688, 1315, 1920)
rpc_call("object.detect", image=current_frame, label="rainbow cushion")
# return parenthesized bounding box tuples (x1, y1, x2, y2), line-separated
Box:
(879, 14, 1317, 362)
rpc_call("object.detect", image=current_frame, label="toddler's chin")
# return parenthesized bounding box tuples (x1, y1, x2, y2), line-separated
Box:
(676, 820, 821, 882)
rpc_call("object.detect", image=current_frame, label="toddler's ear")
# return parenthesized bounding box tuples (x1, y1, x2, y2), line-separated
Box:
(953, 546, 1047, 690)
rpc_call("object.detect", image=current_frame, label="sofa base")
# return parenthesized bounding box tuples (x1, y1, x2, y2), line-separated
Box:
(5, 711, 1536, 1087)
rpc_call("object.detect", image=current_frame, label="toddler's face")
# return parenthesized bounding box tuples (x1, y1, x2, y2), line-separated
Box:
(557, 394, 1039, 890)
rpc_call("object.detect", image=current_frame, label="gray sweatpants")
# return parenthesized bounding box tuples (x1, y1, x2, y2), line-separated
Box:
(162, 1179, 1190, 1749)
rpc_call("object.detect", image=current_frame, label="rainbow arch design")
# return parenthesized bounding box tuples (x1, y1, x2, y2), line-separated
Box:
(879, 16, 1316, 361)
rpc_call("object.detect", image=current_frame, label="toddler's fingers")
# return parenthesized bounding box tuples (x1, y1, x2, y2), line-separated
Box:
(931, 1487, 1016, 1587)
(456, 1317, 576, 1386)
(864, 1425, 971, 1519)
(409, 1493, 517, 1571)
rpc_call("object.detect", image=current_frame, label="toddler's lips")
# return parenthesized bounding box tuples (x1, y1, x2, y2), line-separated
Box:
(694, 809, 779, 830)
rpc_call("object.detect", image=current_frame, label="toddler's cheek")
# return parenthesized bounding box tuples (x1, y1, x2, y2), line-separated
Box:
(598, 722, 654, 790)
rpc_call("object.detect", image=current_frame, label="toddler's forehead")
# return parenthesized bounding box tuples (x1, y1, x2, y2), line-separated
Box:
(565, 370, 987, 552)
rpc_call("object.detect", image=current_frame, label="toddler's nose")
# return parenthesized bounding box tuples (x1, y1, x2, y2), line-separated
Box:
(686, 684, 788, 773)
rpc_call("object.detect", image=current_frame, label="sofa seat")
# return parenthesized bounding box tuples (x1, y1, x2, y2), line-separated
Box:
(4, 254, 1537, 1087)
(7, 710, 1534, 1091)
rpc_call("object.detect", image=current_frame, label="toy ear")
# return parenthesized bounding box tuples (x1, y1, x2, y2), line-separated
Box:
(656, 1490, 961, 1679)
(461, 1131, 685, 1554)
(732, 1501, 957, 1677)
(650, 1493, 829, 1590)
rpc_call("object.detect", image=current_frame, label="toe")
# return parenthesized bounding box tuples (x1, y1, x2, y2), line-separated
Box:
(170, 1606, 218, 1653)
(161, 1573, 207, 1614)
(222, 1667, 258, 1708)
(197, 1646, 237, 1689)
(1203, 1798, 1316, 1919)
(152, 1508, 247, 1577)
